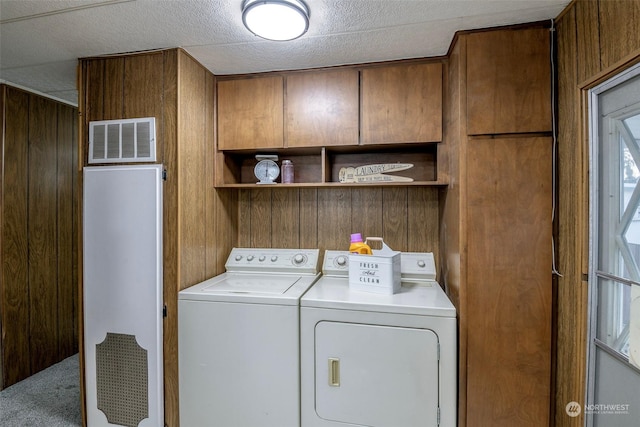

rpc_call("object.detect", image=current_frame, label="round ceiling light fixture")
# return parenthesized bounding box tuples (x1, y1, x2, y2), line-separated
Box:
(242, 0, 310, 41)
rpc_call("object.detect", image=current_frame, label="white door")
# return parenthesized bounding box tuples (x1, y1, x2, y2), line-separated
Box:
(315, 321, 439, 427)
(588, 64, 640, 426)
(83, 164, 163, 427)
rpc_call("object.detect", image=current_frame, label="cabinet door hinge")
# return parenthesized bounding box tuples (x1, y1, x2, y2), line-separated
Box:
(162, 169, 167, 181)
(162, 305, 167, 318)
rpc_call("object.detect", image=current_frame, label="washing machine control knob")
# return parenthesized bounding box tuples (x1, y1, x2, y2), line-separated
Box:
(235, 255, 243, 261)
(336, 255, 347, 267)
(293, 254, 306, 265)
(417, 260, 426, 268)
(271, 256, 278, 262)
(259, 255, 266, 262)
(247, 255, 254, 261)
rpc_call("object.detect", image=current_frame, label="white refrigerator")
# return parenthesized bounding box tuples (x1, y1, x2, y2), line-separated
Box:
(83, 164, 163, 427)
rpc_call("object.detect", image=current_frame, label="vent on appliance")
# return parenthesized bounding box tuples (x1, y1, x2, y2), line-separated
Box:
(89, 117, 156, 164)
(96, 333, 149, 427)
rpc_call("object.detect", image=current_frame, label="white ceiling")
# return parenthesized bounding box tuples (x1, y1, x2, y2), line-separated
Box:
(0, 0, 570, 106)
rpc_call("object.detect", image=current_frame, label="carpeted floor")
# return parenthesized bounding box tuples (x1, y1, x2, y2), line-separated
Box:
(0, 354, 81, 427)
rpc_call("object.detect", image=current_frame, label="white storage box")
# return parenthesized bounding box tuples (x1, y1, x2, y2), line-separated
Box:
(349, 238, 401, 294)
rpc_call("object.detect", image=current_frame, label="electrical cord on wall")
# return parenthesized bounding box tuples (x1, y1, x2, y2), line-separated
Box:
(550, 18, 563, 278)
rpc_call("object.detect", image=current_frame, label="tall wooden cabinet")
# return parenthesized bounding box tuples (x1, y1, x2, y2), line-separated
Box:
(79, 49, 236, 427)
(0, 85, 78, 390)
(442, 25, 553, 427)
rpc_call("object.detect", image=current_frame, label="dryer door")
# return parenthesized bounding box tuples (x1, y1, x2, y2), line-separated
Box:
(315, 321, 439, 427)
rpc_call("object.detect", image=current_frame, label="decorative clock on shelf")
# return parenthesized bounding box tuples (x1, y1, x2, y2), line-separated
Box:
(254, 154, 280, 184)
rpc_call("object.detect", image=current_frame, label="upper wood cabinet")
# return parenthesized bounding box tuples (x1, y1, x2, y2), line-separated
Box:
(217, 76, 284, 150)
(286, 69, 359, 148)
(466, 27, 551, 135)
(360, 62, 443, 144)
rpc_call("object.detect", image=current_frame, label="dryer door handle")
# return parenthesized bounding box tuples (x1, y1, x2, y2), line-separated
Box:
(328, 358, 340, 387)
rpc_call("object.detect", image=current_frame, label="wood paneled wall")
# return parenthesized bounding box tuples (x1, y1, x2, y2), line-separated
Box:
(0, 84, 78, 390)
(555, 1, 640, 426)
(237, 187, 440, 266)
(80, 49, 233, 427)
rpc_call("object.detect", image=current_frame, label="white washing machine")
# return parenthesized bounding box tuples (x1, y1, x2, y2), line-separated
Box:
(301, 251, 457, 427)
(178, 248, 321, 427)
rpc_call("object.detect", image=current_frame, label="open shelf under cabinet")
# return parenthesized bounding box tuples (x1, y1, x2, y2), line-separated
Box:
(215, 144, 447, 188)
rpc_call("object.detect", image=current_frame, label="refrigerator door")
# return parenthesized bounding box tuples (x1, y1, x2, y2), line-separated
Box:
(83, 164, 163, 427)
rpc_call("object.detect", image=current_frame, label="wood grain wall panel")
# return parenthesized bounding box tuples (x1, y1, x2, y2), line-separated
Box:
(317, 188, 352, 251)
(205, 73, 218, 278)
(466, 136, 552, 427)
(160, 49, 180, 427)
(555, 7, 587, 427)
(104, 58, 125, 120)
(351, 188, 383, 241)
(124, 54, 164, 120)
(250, 189, 273, 247)
(238, 189, 252, 247)
(1, 86, 79, 389)
(442, 37, 467, 427)
(28, 95, 59, 374)
(236, 186, 442, 255)
(272, 189, 300, 248)
(299, 188, 318, 248)
(575, 0, 601, 83)
(598, 0, 640, 71)
(85, 60, 105, 121)
(57, 103, 78, 358)
(178, 51, 207, 288)
(213, 188, 238, 272)
(72, 107, 80, 353)
(1, 87, 31, 387)
(382, 187, 408, 251)
(408, 187, 440, 260)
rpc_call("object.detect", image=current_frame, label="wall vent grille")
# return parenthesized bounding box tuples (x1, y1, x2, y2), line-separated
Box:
(89, 117, 156, 164)
(96, 333, 149, 427)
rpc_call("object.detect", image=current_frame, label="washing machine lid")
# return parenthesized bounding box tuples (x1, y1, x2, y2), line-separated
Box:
(300, 277, 456, 317)
(202, 274, 299, 294)
(179, 272, 320, 305)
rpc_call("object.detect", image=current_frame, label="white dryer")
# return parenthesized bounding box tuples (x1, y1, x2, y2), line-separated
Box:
(301, 251, 457, 427)
(179, 248, 320, 427)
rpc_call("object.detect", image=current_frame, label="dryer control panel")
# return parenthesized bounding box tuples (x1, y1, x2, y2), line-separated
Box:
(401, 252, 436, 281)
(322, 250, 436, 281)
(323, 251, 351, 276)
(225, 247, 320, 274)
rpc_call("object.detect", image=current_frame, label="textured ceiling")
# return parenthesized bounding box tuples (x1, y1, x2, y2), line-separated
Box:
(0, 0, 570, 106)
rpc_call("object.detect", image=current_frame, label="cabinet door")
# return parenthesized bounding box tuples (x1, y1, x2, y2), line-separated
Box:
(217, 76, 284, 150)
(286, 69, 359, 147)
(466, 136, 552, 426)
(361, 62, 442, 144)
(466, 28, 551, 135)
